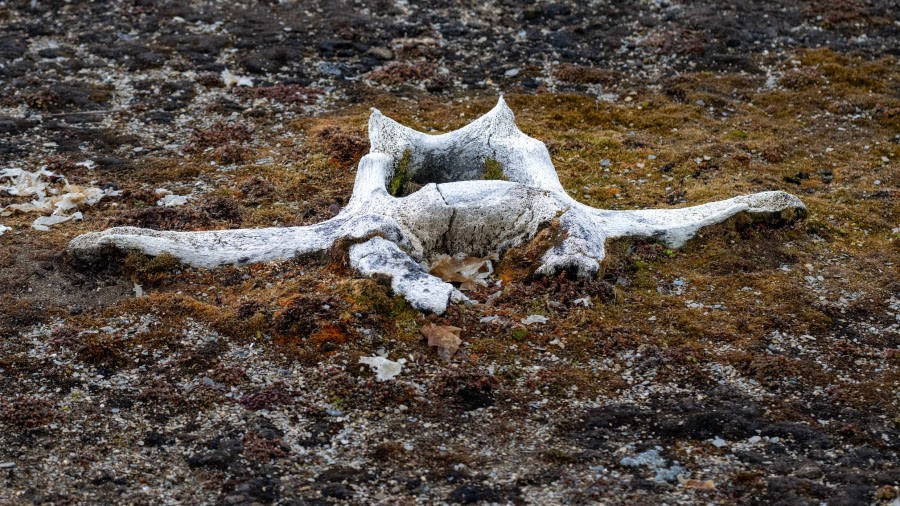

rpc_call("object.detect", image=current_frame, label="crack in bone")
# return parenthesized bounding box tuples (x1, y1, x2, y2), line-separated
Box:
(433, 184, 458, 257)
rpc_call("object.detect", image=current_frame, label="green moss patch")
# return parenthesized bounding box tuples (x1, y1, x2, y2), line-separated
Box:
(388, 148, 412, 196)
(482, 158, 507, 181)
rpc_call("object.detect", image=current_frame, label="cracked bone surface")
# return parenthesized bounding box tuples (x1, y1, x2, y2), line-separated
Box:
(68, 97, 806, 314)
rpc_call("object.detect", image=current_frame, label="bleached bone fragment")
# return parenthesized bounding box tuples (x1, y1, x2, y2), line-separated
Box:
(69, 98, 805, 313)
(220, 69, 253, 88)
(1, 167, 119, 231)
(358, 355, 404, 381)
(34, 212, 82, 231)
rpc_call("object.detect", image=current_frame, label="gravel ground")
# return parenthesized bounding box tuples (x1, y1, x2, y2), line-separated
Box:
(1, 1, 898, 505)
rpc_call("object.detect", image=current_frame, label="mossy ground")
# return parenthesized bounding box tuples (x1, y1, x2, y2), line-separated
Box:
(1, 48, 897, 504)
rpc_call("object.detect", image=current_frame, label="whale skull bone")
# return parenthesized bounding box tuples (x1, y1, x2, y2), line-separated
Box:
(68, 97, 805, 313)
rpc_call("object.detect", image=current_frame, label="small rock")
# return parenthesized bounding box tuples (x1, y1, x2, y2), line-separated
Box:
(366, 47, 393, 60)
(795, 465, 823, 479)
(448, 484, 501, 504)
(220, 69, 252, 88)
(318, 62, 344, 77)
(320, 483, 353, 500)
(521, 314, 548, 325)
(679, 477, 716, 490)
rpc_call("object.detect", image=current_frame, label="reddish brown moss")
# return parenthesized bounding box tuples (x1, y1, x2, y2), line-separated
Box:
(315, 126, 368, 168)
(213, 143, 250, 164)
(778, 67, 824, 89)
(106, 206, 212, 231)
(240, 382, 295, 411)
(187, 122, 252, 152)
(209, 365, 249, 386)
(0, 396, 56, 430)
(367, 61, 436, 85)
(137, 379, 184, 406)
(76, 333, 131, 369)
(243, 431, 288, 461)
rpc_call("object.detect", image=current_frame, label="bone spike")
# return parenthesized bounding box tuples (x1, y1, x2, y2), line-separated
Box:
(591, 190, 807, 247)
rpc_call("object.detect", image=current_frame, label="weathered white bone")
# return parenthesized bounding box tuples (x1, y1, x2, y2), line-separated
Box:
(68, 98, 805, 313)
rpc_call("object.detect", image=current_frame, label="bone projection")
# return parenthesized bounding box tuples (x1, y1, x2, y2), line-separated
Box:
(69, 98, 805, 313)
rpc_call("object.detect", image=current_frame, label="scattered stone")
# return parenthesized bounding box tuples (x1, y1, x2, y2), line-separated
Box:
(521, 314, 549, 325)
(155, 189, 192, 207)
(220, 69, 253, 88)
(572, 297, 591, 307)
(679, 477, 716, 490)
(359, 355, 405, 381)
(366, 47, 393, 60)
(620, 448, 686, 483)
